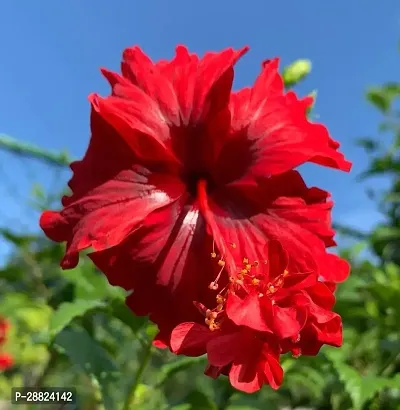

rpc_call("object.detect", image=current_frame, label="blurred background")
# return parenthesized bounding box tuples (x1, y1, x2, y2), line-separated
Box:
(0, 1, 399, 409)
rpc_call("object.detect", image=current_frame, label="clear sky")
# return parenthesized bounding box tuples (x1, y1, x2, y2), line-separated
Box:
(0, 0, 399, 262)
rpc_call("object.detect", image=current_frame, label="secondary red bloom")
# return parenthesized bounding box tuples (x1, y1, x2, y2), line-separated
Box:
(170, 243, 342, 393)
(0, 318, 9, 344)
(0, 353, 13, 371)
(0, 318, 13, 371)
(172, 322, 283, 393)
(39, 45, 351, 345)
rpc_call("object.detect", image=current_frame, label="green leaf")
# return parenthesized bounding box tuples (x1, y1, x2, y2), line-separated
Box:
(366, 83, 400, 113)
(49, 299, 104, 338)
(54, 327, 119, 410)
(110, 299, 148, 333)
(0, 293, 32, 317)
(16, 305, 52, 332)
(0, 228, 37, 247)
(371, 226, 400, 244)
(228, 407, 262, 410)
(62, 262, 126, 301)
(157, 357, 207, 386)
(282, 59, 312, 88)
(357, 137, 380, 153)
(170, 405, 191, 410)
(327, 353, 395, 409)
(184, 390, 217, 410)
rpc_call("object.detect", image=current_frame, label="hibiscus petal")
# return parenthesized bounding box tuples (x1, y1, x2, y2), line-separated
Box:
(272, 305, 307, 339)
(219, 59, 351, 183)
(40, 163, 185, 269)
(189, 47, 249, 124)
(207, 332, 241, 367)
(88, 201, 186, 290)
(313, 314, 342, 347)
(291, 287, 337, 324)
(229, 361, 263, 393)
(156, 45, 198, 124)
(204, 364, 227, 379)
(262, 352, 284, 390)
(170, 322, 213, 356)
(90, 200, 223, 345)
(89, 92, 180, 165)
(226, 292, 273, 333)
(322, 253, 350, 282)
(198, 171, 340, 283)
(306, 281, 336, 310)
(120, 46, 181, 126)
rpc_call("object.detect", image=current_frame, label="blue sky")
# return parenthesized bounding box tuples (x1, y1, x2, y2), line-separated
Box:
(0, 0, 399, 261)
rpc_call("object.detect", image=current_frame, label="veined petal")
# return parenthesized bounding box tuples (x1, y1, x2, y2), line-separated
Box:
(90, 92, 180, 165)
(171, 322, 213, 356)
(217, 59, 351, 184)
(40, 166, 184, 269)
(199, 171, 343, 282)
(90, 200, 221, 344)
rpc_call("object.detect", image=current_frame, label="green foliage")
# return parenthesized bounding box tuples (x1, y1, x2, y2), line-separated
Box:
(49, 300, 105, 339)
(55, 327, 120, 410)
(0, 54, 399, 410)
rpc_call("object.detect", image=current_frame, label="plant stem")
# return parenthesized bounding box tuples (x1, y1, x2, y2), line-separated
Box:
(122, 339, 154, 410)
(218, 381, 234, 410)
(32, 349, 57, 388)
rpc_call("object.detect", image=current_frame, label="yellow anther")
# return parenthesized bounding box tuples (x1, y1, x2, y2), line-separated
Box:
(210, 312, 218, 319)
(216, 295, 225, 304)
(283, 269, 289, 276)
(252, 278, 260, 285)
(216, 304, 224, 312)
(240, 268, 248, 275)
(243, 257, 249, 264)
(218, 259, 225, 267)
(245, 264, 252, 271)
(211, 252, 217, 258)
(209, 321, 220, 331)
(230, 242, 236, 248)
(205, 318, 211, 325)
(205, 309, 212, 318)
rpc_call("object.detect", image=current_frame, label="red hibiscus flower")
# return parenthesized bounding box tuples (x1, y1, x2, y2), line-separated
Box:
(39, 45, 351, 345)
(0, 318, 10, 344)
(0, 318, 13, 371)
(0, 353, 13, 371)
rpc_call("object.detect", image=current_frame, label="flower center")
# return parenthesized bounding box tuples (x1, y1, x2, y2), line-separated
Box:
(184, 171, 215, 198)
